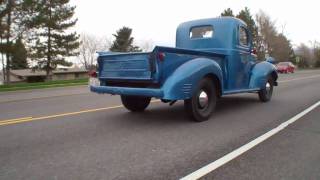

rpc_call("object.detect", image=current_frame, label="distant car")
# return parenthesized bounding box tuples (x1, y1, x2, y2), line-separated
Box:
(276, 62, 295, 73)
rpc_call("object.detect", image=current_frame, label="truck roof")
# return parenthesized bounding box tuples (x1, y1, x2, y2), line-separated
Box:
(178, 17, 247, 28)
(176, 17, 248, 50)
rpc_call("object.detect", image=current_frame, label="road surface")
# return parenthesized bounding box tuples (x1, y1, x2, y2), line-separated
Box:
(0, 70, 320, 180)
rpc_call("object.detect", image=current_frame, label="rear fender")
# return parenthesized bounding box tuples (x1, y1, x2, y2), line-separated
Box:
(249, 61, 278, 89)
(162, 58, 223, 100)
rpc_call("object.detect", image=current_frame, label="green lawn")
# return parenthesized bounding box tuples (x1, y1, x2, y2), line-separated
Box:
(0, 78, 88, 92)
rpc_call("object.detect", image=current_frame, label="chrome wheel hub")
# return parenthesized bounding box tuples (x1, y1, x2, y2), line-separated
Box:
(266, 82, 271, 92)
(198, 91, 209, 109)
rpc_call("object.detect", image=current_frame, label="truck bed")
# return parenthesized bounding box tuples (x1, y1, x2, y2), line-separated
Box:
(97, 46, 226, 87)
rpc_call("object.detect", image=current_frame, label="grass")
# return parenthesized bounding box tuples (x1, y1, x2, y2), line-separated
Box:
(0, 78, 88, 92)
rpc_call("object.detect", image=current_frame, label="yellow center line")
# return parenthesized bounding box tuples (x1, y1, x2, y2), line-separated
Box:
(0, 117, 33, 124)
(0, 100, 161, 127)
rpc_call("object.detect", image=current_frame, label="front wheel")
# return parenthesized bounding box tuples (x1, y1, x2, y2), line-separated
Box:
(184, 78, 217, 122)
(121, 95, 151, 112)
(258, 76, 274, 102)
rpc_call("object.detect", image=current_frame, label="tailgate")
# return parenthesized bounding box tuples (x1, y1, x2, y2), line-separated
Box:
(98, 53, 154, 81)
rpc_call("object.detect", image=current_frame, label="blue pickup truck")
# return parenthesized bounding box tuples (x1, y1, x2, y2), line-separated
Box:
(90, 17, 278, 122)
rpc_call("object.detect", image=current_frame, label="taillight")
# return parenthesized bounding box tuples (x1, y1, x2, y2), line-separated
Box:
(157, 52, 166, 62)
(88, 71, 97, 78)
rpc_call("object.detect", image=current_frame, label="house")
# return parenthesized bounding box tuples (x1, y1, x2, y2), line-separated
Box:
(6, 68, 88, 83)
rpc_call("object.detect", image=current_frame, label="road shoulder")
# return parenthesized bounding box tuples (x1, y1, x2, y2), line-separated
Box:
(204, 106, 320, 180)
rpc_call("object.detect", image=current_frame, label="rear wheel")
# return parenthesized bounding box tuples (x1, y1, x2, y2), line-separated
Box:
(258, 76, 274, 102)
(121, 95, 151, 112)
(184, 78, 217, 122)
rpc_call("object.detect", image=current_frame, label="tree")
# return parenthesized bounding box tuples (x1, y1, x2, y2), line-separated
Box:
(0, 0, 6, 82)
(256, 11, 276, 60)
(220, 8, 234, 17)
(78, 33, 110, 70)
(314, 47, 320, 67)
(110, 27, 141, 52)
(310, 41, 320, 67)
(11, 36, 28, 69)
(1, 0, 14, 83)
(269, 33, 295, 62)
(0, 0, 6, 36)
(295, 43, 313, 68)
(255, 11, 295, 62)
(237, 7, 258, 48)
(0, 0, 30, 83)
(27, 0, 79, 80)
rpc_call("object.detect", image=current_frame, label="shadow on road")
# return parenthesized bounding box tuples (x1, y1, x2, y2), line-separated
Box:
(111, 94, 260, 126)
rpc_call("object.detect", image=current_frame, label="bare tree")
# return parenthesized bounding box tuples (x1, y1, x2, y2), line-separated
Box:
(78, 33, 110, 70)
(255, 10, 295, 62)
(255, 10, 277, 59)
(313, 41, 320, 67)
(295, 43, 313, 68)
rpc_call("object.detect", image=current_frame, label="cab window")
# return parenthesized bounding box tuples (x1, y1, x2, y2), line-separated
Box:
(239, 26, 249, 46)
(190, 26, 213, 39)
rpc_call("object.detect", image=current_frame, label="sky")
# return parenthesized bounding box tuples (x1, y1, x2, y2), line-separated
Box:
(71, 0, 320, 48)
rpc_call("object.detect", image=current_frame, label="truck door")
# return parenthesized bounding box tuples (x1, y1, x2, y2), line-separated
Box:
(236, 26, 253, 89)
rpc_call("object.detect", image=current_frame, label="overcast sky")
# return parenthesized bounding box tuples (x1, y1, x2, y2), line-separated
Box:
(71, 0, 319, 48)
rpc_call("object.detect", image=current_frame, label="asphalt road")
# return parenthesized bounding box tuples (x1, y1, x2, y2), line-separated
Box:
(0, 70, 320, 180)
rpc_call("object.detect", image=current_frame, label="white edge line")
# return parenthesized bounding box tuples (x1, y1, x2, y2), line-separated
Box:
(180, 100, 320, 180)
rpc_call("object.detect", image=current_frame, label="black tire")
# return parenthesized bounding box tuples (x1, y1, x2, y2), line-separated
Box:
(121, 95, 151, 112)
(258, 76, 274, 102)
(184, 78, 217, 122)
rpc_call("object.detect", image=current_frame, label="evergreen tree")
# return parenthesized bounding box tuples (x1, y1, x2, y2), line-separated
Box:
(11, 37, 28, 69)
(0, 0, 7, 36)
(110, 27, 141, 52)
(27, 0, 79, 79)
(0, 0, 6, 82)
(0, 0, 7, 54)
(220, 8, 234, 17)
(0, 0, 15, 83)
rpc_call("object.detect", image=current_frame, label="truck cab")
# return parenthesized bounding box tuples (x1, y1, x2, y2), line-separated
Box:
(177, 17, 258, 91)
(90, 17, 278, 122)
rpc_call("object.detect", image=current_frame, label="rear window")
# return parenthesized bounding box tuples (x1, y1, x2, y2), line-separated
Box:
(190, 26, 213, 39)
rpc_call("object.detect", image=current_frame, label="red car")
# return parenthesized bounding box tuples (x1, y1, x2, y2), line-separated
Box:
(276, 62, 295, 73)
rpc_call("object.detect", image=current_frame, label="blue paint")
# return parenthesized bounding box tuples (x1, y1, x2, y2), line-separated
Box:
(90, 86, 163, 98)
(91, 17, 278, 100)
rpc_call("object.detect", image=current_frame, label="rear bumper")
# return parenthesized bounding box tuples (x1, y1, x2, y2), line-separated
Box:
(90, 85, 164, 98)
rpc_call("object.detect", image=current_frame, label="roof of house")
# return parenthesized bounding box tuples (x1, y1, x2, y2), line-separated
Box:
(53, 68, 88, 74)
(10, 68, 88, 77)
(10, 69, 46, 77)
